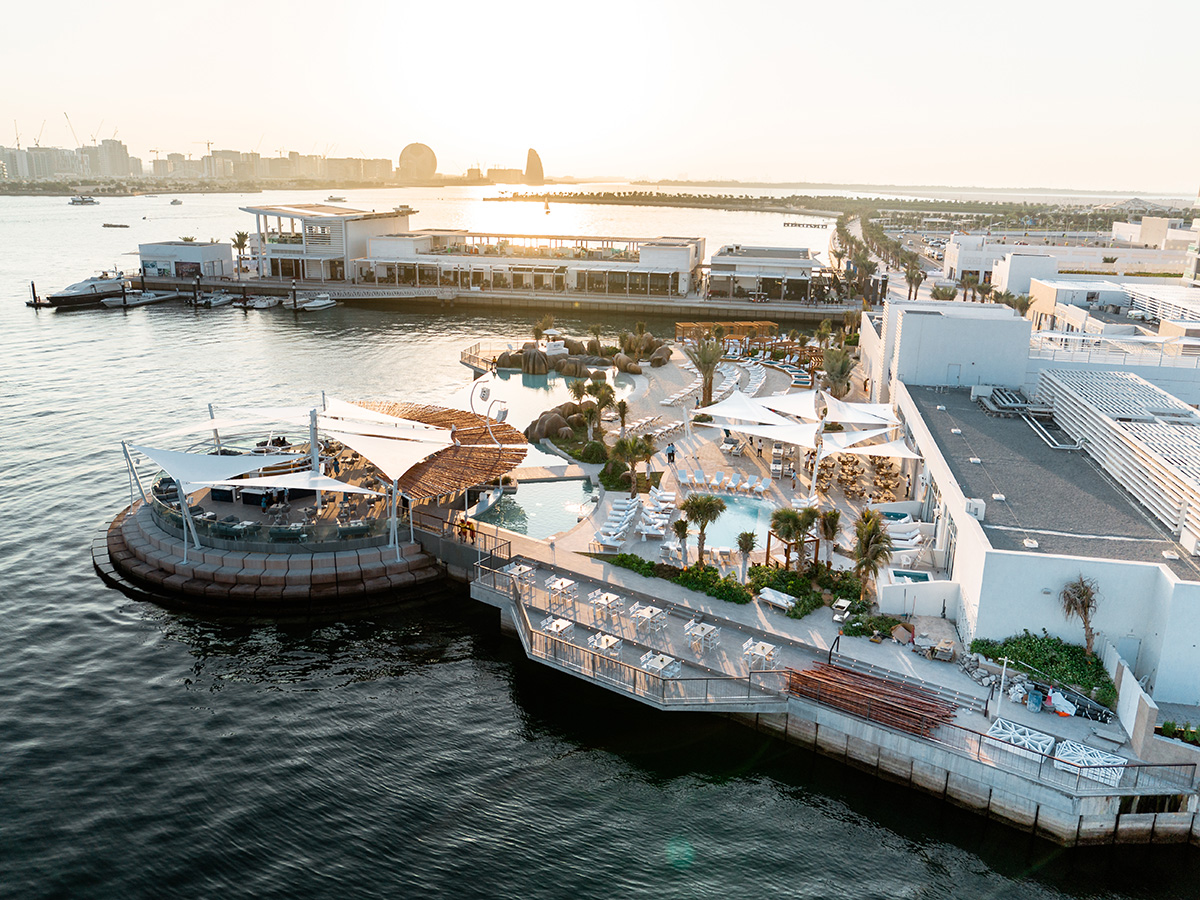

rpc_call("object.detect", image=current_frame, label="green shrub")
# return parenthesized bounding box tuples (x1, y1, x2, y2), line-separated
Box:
(598, 459, 629, 492)
(608, 553, 656, 577)
(1162, 720, 1177, 738)
(771, 348, 785, 361)
(693, 413, 713, 423)
(842, 614, 902, 638)
(845, 333, 859, 347)
(579, 441, 608, 464)
(970, 629, 1117, 709)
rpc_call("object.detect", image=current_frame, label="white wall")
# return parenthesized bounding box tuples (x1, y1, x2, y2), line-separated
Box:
(893, 310, 1031, 389)
(993, 253, 1059, 294)
(878, 576, 961, 619)
(1023, 356, 1200, 406)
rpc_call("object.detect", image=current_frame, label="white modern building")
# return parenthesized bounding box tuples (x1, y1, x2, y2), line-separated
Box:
(1111, 216, 1196, 251)
(138, 241, 233, 278)
(241, 203, 418, 281)
(352, 230, 705, 296)
(943, 234, 1188, 283)
(1027, 279, 1131, 331)
(707, 245, 821, 301)
(990, 252, 1059, 295)
(893, 373, 1200, 704)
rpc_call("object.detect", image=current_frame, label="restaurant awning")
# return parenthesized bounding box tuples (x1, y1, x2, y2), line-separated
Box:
(322, 429, 452, 483)
(699, 421, 820, 449)
(758, 390, 820, 422)
(840, 438, 923, 461)
(203, 471, 384, 496)
(129, 444, 305, 491)
(822, 395, 900, 426)
(694, 391, 793, 426)
(820, 427, 891, 453)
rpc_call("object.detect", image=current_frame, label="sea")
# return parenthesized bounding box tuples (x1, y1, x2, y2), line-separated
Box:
(1, 188, 1196, 899)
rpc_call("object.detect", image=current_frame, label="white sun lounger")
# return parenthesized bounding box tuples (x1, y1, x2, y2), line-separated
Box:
(742, 475, 759, 494)
(754, 477, 771, 497)
(709, 472, 726, 490)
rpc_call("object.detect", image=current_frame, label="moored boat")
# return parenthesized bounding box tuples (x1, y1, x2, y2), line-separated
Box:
(69, 195, 99, 205)
(101, 291, 180, 309)
(192, 291, 235, 308)
(325, 195, 346, 202)
(232, 295, 281, 310)
(298, 293, 338, 311)
(45, 270, 128, 307)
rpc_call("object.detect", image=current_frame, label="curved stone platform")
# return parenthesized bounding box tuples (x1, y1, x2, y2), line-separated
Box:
(102, 502, 446, 618)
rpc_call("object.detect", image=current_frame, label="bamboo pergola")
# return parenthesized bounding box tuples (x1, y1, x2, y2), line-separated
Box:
(675, 321, 778, 342)
(360, 400, 528, 500)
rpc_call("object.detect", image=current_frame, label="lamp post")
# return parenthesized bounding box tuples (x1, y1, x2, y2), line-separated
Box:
(468, 381, 508, 448)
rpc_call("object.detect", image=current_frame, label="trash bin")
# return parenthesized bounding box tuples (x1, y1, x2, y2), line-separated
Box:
(1027, 690, 1044, 714)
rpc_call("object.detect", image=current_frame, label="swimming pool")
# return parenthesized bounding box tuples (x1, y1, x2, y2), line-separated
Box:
(691, 494, 778, 550)
(474, 479, 595, 540)
(891, 569, 931, 583)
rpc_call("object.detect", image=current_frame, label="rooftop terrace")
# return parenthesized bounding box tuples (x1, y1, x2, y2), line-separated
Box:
(907, 387, 1200, 580)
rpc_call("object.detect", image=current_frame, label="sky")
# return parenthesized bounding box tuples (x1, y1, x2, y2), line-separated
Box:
(5, 0, 1198, 194)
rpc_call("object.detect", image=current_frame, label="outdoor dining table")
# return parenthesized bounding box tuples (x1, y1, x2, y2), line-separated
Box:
(546, 577, 577, 609)
(544, 617, 574, 638)
(743, 640, 779, 667)
(643, 653, 677, 676)
(591, 633, 622, 656)
(592, 592, 624, 614)
(690, 623, 719, 648)
(631, 605, 665, 631)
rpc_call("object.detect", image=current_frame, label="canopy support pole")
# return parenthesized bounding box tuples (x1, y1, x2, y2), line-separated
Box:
(179, 485, 202, 562)
(207, 403, 222, 453)
(407, 495, 415, 543)
(121, 441, 149, 505)
(310, 409, 321, 511)
(391, 479, 400, 562)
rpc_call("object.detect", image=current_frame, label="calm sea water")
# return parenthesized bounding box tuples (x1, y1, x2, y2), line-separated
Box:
(1, 191, 1197, 899)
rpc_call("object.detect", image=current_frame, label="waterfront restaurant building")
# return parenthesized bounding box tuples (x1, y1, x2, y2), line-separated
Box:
(708, 245, 821, 301)
(240, 203, 417, 281)
(138, 241, 234, 278)
(351, 231, 705, 296)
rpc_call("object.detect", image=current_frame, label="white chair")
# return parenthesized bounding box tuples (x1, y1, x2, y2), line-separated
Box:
(726, 473, 743, 493)
(754, 477, 771, 497)
(742, 475, 759, 494)
(709, 472, 726, 490)
(693, 470, 705, 487)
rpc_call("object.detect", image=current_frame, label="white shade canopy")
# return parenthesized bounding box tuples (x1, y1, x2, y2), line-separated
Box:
(695, 391, 793, 426)
(321, 398, 444, 434)
(820, 427, 891, 453)
(148, 414, 309, 440)
(130, 444, 305, 491)
(700, 421, 820, 450)
(822, 395, 900, 426)
(841, 438, 923, 461)
(203, 470, 384, 496)
(758, 390, 820, 422)
(318, 415, 451, 442)
(322, 429, 451, 483)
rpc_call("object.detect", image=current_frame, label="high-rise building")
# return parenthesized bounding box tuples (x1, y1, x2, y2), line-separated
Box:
(524, 148, 544, 186)
(0, 145, 32, 179)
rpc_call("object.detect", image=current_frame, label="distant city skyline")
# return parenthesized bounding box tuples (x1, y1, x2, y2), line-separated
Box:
(5, 0, 1197, 193)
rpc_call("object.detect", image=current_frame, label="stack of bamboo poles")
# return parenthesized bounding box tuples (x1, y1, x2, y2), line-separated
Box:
(786, 663, 959, 738)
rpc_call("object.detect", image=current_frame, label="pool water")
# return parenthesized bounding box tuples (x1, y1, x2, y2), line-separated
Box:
(892, 569, 931, 583)
(692, 495, 778, 550)
(475, 479, 594, 539)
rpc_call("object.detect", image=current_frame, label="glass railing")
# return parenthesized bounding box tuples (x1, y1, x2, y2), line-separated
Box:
(150, 494, 390, 548)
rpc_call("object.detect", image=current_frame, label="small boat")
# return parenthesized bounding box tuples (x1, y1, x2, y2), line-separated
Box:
(192, 291, 235, 308)
(326, 195, 346, 202)
(69, 195, 99, 205)
(102, 223, 129, 228)
(170, 199, 183, 206)
(232, 295, 281, 310)
(293, 293, 338, 311)
(45, 270, 127, 307)
(101, 290, 180, 309)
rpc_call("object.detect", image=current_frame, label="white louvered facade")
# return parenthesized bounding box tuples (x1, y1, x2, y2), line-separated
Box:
(1039, 369, 1200, 550)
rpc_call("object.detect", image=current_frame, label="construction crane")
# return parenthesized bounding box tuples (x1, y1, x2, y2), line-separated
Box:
(149, 148, 161, 160)
(194, 140, 213, 155)
(12, 121, 19, 150)
(63, 112, 81, 148)
(34, 120, 46, 147)
(90, 120, 104, 145)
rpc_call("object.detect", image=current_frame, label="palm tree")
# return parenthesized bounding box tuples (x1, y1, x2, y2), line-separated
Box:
(533, 313, 555, 342)
(904, 261, 924, 301)
(615, 399, 629, 439)
(959, 273, 979, 303)
(737, 531, 757, 584)
(853, 509, 894, 606)
(684, 338, 724, 407)
(842, 311, 857, 334)
(816, 319, 833, 349)
(795, 506, 818, 569)
(588, 323, 603, 343)
(992, 289, 1016, 309)
(585, 382, 615, 440)
(770, 507, 803, 571)
(681, 493, 726, 567)
(1060, 574, 1100, 657)
(610, 437, 639, 497)
(821, 348, 854, 399)
(819, 508, 841, 569)
(582, 404, 601, 443)
(976, 282, 994, 304)
(672, 518, 690, 567)
(930, 286, 958, 302)
(231, 231, 249, 280)
(567, 379, 588, 404)
(633, 435, 656, 491)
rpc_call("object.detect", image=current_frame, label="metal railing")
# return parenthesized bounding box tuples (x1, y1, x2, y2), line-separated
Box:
(475, 563, 787, 709)
(931, 721, 1196, 796)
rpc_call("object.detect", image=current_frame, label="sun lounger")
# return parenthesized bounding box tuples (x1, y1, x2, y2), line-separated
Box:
(709, 472, 726, 490)
(725, 473, 742, 493)
(741, 475, 759, 494)
(692, 470, 705, 487)
(754, 477, 771, 497)
(757, 587, 797, 611)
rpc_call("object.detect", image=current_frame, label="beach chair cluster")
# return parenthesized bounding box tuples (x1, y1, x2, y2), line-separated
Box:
(649, 420, 683, 441)
(741, 361, 767, 396)
(635, 486, 677, 540)
(625, 415, 659, 435)
(589, 497, 642, 552)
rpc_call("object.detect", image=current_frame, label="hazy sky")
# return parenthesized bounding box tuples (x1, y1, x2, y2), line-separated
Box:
(6, 0, 1198, 193)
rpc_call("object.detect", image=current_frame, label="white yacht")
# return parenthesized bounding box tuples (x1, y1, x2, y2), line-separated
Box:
(100, 291, 181, 309)
(232, 295, 281, 310)
(298, 293, 338, 311)
(69, 195, 99, 206)
(192, 291, 235, 308)
(46, 270, 128, 307)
